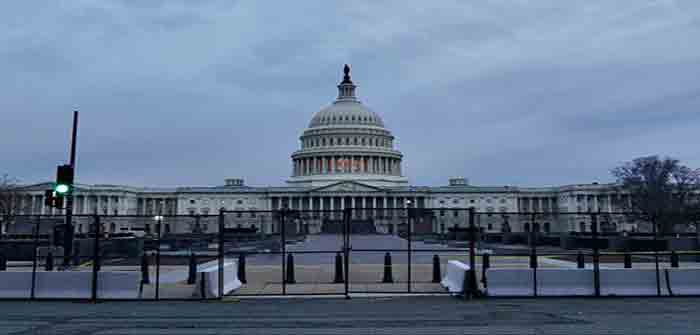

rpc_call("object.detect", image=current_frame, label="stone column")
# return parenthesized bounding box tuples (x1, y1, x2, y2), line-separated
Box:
(372, 197, 377, 218)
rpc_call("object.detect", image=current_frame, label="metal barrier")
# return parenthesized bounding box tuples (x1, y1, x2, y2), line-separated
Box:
(0, 210, 698, 300)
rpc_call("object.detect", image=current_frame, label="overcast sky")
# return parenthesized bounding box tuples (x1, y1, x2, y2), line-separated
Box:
(2, 1, 699, 188)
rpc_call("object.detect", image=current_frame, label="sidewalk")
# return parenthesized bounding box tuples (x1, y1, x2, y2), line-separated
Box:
(1, 297, 698, 334)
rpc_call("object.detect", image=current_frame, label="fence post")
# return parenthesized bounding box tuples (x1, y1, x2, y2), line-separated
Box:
(218, 210, 225, 300)
(30, 215, 41, 300)
(464, 208, 478, 299)
(407, 205, 413, 293)
(281, 208, 287, 295)
(343, 208, 350, 299)
(652, 215, 661, 297)
(155, 214, 162, 301)
(91, 214, 100, 302)
(0, 252, 6, 271)
(530, 213, 538, 297)
(591, 212, 600, 297)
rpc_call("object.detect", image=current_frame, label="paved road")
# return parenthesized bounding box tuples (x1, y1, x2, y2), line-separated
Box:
(248, 235, 474, 265)
(1, 297, 699, 334)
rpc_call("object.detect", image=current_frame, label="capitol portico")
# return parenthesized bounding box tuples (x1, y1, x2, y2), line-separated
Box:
(13, 65, 635, 235)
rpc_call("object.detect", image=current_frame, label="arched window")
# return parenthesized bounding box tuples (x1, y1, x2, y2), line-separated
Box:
(543, 222, 550, 233)
(524, 222, 530, 232)
(361, 138, 365, 145)
(580, 222, 586, 232)
(354, 138, 358, 145)
(322, 138, 326, 146)
(346, 138, 350, 145)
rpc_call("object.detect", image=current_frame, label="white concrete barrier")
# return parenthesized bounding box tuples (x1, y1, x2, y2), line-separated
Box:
(599, 269, 667, 296)
(665, 269, 700, 296)
(485, 269, 534, 296)
(193, 259, 242, 298)
(0, 271, 141, 299)
(0, 272, 33, 298)
(440, 260, 470, 294)
(97, 272, 141, 299)
(35, 271, 92, 299)
(537, 269, 595, 296)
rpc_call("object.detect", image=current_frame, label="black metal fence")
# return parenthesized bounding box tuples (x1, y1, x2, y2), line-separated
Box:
(0, 209, 698, 300)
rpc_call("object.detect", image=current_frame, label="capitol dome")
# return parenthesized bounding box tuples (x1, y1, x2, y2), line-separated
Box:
(288, 65, 407, 187)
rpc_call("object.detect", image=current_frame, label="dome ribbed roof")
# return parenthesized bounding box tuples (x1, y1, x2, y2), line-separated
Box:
(307, 64, 385, 129)
(308, 100, 385, 128)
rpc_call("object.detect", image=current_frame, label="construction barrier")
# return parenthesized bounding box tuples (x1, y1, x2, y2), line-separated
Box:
(0, 272, 33, 298)
(440, 260, 470, 294)
(599, 269, 667, 296)
(537, 269, 595, 296)
(193, 259, 242, 298)
(485, 269, 534, 296)
(665, 268, 700, 296)
(34, 271, 140, 299)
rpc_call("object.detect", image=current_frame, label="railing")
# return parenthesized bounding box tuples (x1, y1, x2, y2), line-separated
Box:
(0, 210, 698, 300)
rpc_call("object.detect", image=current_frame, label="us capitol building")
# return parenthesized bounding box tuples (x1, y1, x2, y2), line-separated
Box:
(17, 66, 632, 235)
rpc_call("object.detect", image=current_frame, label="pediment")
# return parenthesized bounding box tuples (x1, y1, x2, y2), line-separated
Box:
(310, 181, 384, 193)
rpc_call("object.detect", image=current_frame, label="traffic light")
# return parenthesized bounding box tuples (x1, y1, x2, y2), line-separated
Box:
(54, 164, 74, 196)
(44, 190, 54, 207)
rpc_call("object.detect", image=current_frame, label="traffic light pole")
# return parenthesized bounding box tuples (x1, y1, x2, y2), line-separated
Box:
(62, 111, 78, 267)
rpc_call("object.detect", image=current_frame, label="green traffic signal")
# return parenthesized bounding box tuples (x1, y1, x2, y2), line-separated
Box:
(55, 183, 70, 194)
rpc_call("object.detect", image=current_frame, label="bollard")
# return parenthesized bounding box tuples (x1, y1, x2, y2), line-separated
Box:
(46, 251, 54, 271)
(577, 252, 585, 269)
(432, 255, 441, 283)
(671, 251, 679, 268)
(529, 251, 537, 269)
(624, 253, 632, 268)
(141, 253, 150, 284)
(334, 252, 344, 284)
(238, 253, 247, 284)
(286, 253, 296, 284)
(382, 252, 394, 283)
(72, 251, 81, 267)
(187, 252, 197, 285)
(0, 252, 6, 271)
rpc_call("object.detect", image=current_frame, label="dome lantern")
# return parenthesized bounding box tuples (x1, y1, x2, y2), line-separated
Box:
(337, 64, 357, 101)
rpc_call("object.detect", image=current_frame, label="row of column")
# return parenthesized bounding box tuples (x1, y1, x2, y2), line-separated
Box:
(518, 197, 557, 213)
(293, 156, 401, 176)
(271, 195, 424, 215)
(19, 194, 132, 215)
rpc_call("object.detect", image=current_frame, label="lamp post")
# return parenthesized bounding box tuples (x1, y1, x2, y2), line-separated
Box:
(406, 199, 413, 293)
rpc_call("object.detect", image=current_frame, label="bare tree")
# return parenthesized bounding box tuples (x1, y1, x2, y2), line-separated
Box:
(0, 174, 27, 234)
(612, 156, 700, 235)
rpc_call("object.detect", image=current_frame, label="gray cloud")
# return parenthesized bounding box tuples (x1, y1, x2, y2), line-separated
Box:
(1, 1, 699, 188)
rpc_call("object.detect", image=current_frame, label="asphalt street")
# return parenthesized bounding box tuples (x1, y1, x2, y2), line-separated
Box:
(248, 234, 474, 265)
(1, 297, 699, 334)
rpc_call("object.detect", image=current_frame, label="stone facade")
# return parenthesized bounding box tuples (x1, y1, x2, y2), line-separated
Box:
(12, 66, 635, 235)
